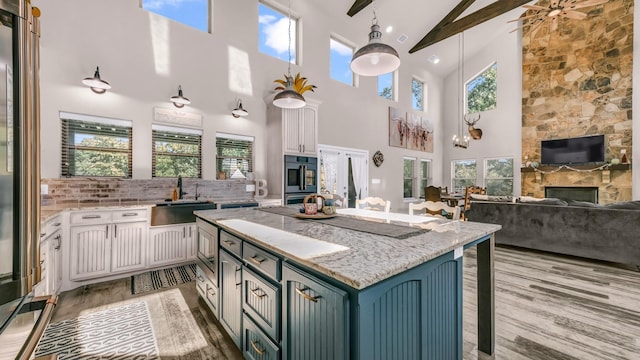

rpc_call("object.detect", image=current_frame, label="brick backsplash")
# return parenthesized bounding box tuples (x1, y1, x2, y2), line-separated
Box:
(41, 178, 254, 206)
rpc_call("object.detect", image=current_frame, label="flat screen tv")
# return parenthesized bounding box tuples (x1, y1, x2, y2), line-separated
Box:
(541, 135, 605, 165)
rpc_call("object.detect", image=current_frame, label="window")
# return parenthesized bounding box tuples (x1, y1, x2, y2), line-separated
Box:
(419, 159, 431, 198)
(452, 160, 477, 193)
(141, 0, 209, 33)
(378, 72, 394, 100)
(330, 37, 354, 86)
(466, 62, 497, 113)
(259, 2, 297, 64)
(152, 125, 202, 178)
(403, 157, 415, 198)
(61, 114, 132, 178)
(485, 158, 514, 196)
(216, 133, 254, 179)
(412, 78, 425, 111)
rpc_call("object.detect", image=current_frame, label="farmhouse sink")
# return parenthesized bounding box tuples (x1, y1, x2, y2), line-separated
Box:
(151, 201, 216, 225)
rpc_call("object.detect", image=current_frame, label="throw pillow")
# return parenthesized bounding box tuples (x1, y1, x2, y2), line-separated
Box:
(604, 201, 640, 210)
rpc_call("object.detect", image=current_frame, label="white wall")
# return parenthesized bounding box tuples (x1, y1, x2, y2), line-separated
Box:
(33, 0, 445, 210)
(442, 29, 523, 195)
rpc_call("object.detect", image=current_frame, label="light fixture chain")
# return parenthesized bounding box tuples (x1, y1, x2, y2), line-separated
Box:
(287, 0, 292, 77)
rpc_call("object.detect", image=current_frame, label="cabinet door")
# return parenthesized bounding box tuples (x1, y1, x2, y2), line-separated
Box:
(282, 263, 349, 360)
(112, 221, 147, 273)
(148, 225, 187, 267)
(70, 224, 111, 280)
(219, 249, 243, 348)
(197, 222, 218, 286)
(186, 223, 198, 260)
(49, 230, 62, 294)
(283, 108, 302, 153)
(300, 106, 317, 154)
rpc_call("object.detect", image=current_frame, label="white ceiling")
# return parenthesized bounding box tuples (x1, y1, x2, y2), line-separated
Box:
(290, 0, 532, 76)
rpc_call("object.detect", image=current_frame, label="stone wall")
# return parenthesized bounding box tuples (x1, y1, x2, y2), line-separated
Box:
(521, 0, 634, 202)
(41, 178, 254, 206)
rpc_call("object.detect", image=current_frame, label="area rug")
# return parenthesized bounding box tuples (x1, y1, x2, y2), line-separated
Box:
(131, 263, 197, 295)
(34, 301, 159, 359)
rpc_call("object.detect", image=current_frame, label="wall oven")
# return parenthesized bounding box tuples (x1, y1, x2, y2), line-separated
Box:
(284, 155, 317, 204)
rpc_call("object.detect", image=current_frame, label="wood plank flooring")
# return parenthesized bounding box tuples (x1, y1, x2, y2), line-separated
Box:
(50, 246, 640, 359)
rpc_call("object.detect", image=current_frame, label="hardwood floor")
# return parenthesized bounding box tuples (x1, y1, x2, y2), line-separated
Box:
(50, 246, 640, 359)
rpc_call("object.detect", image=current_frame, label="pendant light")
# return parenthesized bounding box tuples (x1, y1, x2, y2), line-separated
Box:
(452, 32, 470, 149)
(350, 8, 400, 77)
(231, 99, 249, 118)
(82, 66, 111, 94)
(170, 85, 190, 108)
(273, 0, 306, 109)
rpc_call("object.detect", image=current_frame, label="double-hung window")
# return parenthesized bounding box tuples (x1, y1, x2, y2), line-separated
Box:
(216, 133, 254, 179)
(452, 159, 477, 193)
(403, 157, 416, 198)
(61, 113, 132, 178)
(152, 125, 202, 178)
(484, 158, 514, 196)
(419, 159, 431, 198)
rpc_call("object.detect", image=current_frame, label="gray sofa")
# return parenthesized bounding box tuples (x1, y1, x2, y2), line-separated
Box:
(466, 200, 640, 268)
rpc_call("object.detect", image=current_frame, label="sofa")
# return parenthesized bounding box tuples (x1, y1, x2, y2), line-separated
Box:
(465, 199, 640, 268)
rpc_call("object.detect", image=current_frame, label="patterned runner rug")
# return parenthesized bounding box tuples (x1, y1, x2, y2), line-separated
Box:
(34, 302, 159, 359)
(131, 263, 197, 295)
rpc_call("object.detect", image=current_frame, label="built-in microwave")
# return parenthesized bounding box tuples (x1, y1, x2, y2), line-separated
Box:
(284, 155, 318, 195)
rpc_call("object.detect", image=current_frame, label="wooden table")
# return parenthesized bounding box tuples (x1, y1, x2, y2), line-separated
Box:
(441, 193, 464, 207)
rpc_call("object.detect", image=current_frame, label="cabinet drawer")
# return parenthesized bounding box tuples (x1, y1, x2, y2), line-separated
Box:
(243, 268, 280, 342)
(113, 208, 148, 222)
(220, 230, 242, 258)
(41, 215, 63, 237)
(196, 266, 207, 294)
(243, 242, 280, 281)
(70, 210, 111, 225)
(243, 314, 280, 360)
(205, 282, 219, 316)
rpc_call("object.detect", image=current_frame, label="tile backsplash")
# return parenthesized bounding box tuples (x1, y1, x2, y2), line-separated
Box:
(41, 178, 254, 206)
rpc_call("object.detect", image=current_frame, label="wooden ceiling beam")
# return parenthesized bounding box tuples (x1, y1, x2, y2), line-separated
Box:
(347, 0, 373, 17)
(409, 0, 532, 53)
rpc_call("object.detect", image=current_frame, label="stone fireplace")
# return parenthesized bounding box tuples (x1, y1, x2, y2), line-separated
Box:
(521, 0, 634, 204)
(545, 186, 598, 203)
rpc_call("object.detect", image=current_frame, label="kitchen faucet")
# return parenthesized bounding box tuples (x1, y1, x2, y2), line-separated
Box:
(177, 175, 187, 200)
(195, 183, 200, 200)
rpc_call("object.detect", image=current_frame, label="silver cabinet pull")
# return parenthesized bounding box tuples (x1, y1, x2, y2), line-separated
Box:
(183, 226, 186, 238)
(189, 227, 192, 238)
(122, 213, 138, 217)
(52, 222, 61, 226)
(249, 256, 265, 265)
(82, 215, 101, 219)
(114, 225, 117, 238)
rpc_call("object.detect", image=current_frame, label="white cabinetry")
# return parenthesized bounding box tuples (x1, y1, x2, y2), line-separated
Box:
(148, 222, 197, 267)
(36, 225, 62, 296)
(69, 208, 148, 281)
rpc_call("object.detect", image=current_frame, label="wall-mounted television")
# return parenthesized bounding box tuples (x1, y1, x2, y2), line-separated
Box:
(541, 135, 605, 165)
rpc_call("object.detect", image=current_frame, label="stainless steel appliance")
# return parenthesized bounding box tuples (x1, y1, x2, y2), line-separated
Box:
(0, 0, 42, 335)
(284, 155, 317, 204)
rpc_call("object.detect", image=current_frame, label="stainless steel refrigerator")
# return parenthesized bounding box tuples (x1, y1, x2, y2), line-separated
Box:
(0, 0, 41, 334)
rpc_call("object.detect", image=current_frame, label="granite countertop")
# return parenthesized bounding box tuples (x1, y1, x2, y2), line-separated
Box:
(194, 207, 501, 290)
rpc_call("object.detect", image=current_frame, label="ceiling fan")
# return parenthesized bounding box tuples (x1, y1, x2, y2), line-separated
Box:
(509, 0, 609, 33)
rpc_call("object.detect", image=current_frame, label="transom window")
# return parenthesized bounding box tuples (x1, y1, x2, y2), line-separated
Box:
(259, 2, 298, 64)
(403, 157, 416, 199)
(152, 125, 202, 178)
(216, 133, 254, 179)
(452, 159, 477, 193)
(141, 0, 210, 33)
(330, 37, 354, 86)
(466, 62, 497, 113)
(378, 72, 394, 100)
(61, 114, 132, 178)
(412, 78, 425, 111)
(484, 158, 514, 196)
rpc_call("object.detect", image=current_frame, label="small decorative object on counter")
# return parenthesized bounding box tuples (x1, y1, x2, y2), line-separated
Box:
(530, 161, 539, 168)
(172, 187, 178, 201)
(322, 199, 336, 215)
(303, 194, 325, 215)
(621, 149, 628, 164)
(611, 158, 621, 165)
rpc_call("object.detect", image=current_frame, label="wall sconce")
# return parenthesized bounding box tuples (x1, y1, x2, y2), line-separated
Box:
(231, 99, 249, 118)
(170, 85, 190, 108)
(82, 66, 111, 94)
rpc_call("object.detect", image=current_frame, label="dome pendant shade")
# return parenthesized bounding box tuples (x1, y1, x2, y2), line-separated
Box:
(170, 85, 190, 108)
(273, 77, 306, 109)
(351, 23, 400, 77)
(231, 100, 249, 117)
(82, 66, 111, 94)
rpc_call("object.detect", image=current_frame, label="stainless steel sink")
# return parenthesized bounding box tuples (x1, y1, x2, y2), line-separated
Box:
(151, 201, 216, 226)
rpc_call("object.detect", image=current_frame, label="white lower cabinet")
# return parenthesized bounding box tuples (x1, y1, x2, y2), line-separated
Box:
(111, 222, 147, 273)
(70, 224, 111, 280)
(35, 228, 62, 296)
(148, 223, 196, 267)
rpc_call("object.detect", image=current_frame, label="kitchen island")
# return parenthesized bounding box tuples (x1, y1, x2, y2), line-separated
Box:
(194, 207, 501, 360)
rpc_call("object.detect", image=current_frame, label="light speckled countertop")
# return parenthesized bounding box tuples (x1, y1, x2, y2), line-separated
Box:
(195, 207, 501, 290)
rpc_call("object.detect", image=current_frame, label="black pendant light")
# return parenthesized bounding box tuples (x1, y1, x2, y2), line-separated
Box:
(82, 66, 111, 94)
(170, 85, 190, 108)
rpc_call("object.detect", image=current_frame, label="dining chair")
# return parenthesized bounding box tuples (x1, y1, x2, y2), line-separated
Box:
(356, 197, 391, 212)
(440, 186, 449, 195)
(409, 201, 461, 220)
(331, 193, 346, 208)
(424, 186, 442, 202)
(462, 186, 487, 220)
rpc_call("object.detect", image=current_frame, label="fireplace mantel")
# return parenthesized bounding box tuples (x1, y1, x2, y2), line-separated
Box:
(520, 164, 631, 173)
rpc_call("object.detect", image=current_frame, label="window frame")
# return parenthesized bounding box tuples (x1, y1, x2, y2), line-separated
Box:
(403, 156, 416, 200)
(140, 0, 211, 34)
(329, 35, 356, 86)
(378, 71, 397, 101)
(451, 159, 477, 194)
(412, 77, 425, 112)
(484, 157, 514, 196)
(152, 124, 203, 178)
(419, 159, 431, 199)
(216, 132, 255, 179)
(258, 0, 300, 65)
(60, 113, 133, 178)
(465, 62, 497, 114)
